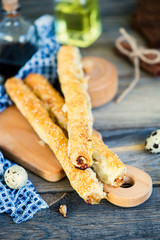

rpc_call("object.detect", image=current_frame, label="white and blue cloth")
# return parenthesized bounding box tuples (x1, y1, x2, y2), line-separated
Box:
(0, 153, 48, 223)
(0, 15, 60, 223)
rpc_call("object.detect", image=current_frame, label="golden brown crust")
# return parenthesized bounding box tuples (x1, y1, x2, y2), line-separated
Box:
(59, 205, 67, 217)
(5, 77, 105, 204)
(57, 46, 93, 169)
(25, 73, 127, 187)
(25, 73, 68, 131)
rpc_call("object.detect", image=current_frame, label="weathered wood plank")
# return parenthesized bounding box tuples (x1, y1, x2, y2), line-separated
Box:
(91, 74, 160, 130)
(0, 188, 159, 240)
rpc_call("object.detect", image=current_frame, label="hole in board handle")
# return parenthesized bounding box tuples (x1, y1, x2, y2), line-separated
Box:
(120, 176, 134, 188)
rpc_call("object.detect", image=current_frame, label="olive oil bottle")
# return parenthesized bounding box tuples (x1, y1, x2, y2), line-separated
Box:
(54, 0, 101, 47)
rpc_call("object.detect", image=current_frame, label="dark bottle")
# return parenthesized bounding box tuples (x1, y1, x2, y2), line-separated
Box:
(0, 0, 38, 82)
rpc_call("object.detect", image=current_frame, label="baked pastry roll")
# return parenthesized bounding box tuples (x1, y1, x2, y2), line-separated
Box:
(57, 45, 93, 169)
(5, 77, 106, 204)
(91, 135, 126, 187)
(24, 73, 68, 131)
(25, 73, 127, 187)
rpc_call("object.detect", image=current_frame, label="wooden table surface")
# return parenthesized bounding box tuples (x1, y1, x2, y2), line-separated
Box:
(0, 0, 160, 239)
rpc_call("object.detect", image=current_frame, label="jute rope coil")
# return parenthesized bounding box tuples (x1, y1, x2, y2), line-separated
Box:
(115, 28, 160, 103)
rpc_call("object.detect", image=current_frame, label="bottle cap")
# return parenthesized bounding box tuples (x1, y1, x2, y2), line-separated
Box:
(2, 0, 18, 12)
(83, 57, 118, 108)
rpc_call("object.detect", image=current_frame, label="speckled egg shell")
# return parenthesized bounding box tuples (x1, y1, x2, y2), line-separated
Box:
(4, 165, 28, 189)
(145, 129, 160, 153)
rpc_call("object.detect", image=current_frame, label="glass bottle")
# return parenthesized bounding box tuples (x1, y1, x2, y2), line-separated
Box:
(53, 0, 102, 47)
(0, 0, 38, 82)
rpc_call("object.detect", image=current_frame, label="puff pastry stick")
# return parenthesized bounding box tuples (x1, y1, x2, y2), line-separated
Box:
(25, 73, 127, 187)
(24, 73, 68, 131)
(57, 45, 93, 170)
(5, 77, 106, 204)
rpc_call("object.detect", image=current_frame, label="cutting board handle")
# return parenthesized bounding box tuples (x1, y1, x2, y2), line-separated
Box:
(103, 165, 152, 207)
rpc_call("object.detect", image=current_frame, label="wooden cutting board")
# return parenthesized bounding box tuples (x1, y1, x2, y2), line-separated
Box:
(0, 106, 152, 207)
(0, 106, 65, 182)
(0, 106, 101, 182)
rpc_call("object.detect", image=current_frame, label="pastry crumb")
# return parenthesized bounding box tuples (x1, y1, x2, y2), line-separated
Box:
(59, 205, 67, 217)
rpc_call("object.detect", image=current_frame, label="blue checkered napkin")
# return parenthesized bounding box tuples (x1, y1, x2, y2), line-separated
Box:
(16, 15, 60, 84)
(0, 89, 48, 224)
(0, 14, 61, 223)
(0, 152, 48, 224)
(0, 85, 12, 113)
